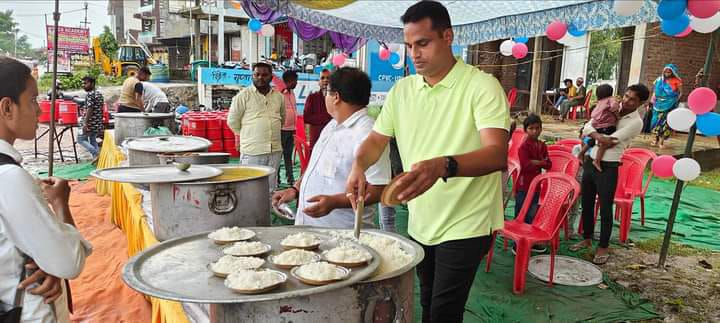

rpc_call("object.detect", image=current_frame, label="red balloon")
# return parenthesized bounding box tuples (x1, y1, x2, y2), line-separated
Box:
(674, 26, 693, 37)
(379, 48, 391, 61)
(688, 87, 718, 115)
(512, 43, 528, 59)
(546, 21, 568, 41)
(652, 155, 677, 178)
(688, 0, 720, 19)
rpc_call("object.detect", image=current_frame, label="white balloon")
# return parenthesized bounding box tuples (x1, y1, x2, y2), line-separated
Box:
(672, 158, 701, 181)
(500, 40, 515, 56)
(557, 33, 584, 47)
(388, 43, 403, 52)
(613, 0, 643, 16)
(667, 108, 697, 132)
(690, 12, 720, 33)
(260, 24, 275, 37)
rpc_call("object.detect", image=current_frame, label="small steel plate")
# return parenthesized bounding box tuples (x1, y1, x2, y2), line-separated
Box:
(528, 255, 603, 286)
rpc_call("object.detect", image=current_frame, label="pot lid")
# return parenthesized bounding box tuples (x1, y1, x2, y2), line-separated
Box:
(125, 136, 211, 153)
(113, 112, 174, 119)
(91, 165, 223, 184)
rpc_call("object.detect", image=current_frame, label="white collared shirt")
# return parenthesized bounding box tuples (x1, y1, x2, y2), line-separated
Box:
(583, 108, 643, 162)
(294, 108, 391, 228)
(0, 139, 92, 322)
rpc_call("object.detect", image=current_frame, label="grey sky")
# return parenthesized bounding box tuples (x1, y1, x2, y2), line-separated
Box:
(0, 0, 110, 48)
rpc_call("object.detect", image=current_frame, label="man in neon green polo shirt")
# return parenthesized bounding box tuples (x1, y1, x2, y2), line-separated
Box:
(346, 2, 509, 322)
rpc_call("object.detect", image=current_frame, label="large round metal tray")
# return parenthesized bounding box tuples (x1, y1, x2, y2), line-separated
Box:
(122, 227, 380, 304)
(90, 165, 223, 184)
(528, 255, 603, 286)
(114, 112, 174, 119)
(311, 228, 424, 283)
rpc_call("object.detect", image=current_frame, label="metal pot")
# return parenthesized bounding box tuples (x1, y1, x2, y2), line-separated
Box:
(149, 164, 273, 241)
(158, 152, 230, 165)
(114, 112, 175, 145)
(124, 136, 211, 166)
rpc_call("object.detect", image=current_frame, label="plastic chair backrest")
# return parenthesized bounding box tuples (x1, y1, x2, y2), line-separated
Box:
(548, 150, 580, 178)
(617, 154, 645, 198)
(507, 158, 521, 188)
(294, 135, 311, 173)
(507, 88, 518, 108)
(548, 144, 573, 154)
(623, 148, 656, 194)
(582, 90, 593, 108)
(556, 138, 582, 149)
(516, 173, 580, 236)
(295, 115, 306, 143)
(508, 129, 527, 162)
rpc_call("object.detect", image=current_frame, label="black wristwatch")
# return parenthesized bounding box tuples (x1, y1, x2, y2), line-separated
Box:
(442, 156, 458, 182)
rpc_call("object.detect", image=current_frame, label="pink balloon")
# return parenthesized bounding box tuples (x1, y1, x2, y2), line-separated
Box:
(546, 21, 568, 41)
(379, 48, 391, 61)
(674, 26, 693, 37)
(688, 0, 720, 19)
(652, 155, 677, 178)
(332, 54, 346, 66)
(511, 43, 528, 59)
(688, 87, 718, 115)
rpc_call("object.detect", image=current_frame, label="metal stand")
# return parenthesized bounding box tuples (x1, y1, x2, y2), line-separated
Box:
(34, 123, 79, 163)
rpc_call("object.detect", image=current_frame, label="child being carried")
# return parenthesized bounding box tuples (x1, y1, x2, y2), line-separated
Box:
(578, 84, 620, 171)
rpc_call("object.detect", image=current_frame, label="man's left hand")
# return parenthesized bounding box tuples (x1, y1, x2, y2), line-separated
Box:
(396, 157, 446, 203)
(303, 195, 338, 217)
(18, 261, 63, 304)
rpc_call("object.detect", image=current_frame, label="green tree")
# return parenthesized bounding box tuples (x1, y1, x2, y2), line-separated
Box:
(0, 10, 35, 58)
(99, 25, 118, 59)
(587, 28, 623, 84)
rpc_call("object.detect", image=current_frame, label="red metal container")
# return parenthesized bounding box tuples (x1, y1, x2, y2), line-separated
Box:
(58, 101, 78, 124)
(209, 139, 224, 152)
(206, 128, 223, 140)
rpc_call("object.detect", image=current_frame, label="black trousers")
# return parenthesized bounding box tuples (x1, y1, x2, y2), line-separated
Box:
(581, 157, 619, 248)
(280, 130, 295, 183)
(414, 235, 493, 323)
(117, 105, 141, 113)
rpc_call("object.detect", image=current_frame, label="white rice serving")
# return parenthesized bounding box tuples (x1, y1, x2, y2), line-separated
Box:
(273, 249, 318, 266)
(324, 246, 371, 263)
(225, 269, 284, 290)
(210, 256, 265, 274)
(281, 232, 320, 247)
(223, 241, 269, 256)
(295, 261, 345, 281)
(208, 227, 255, 241)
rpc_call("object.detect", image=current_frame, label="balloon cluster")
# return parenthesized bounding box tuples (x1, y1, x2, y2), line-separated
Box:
(653, 0, 720, 37)
(499, 37, 528, 59)
(545, 20, 586, 46)
(651, 86, 719, 181)
(249, 18, 275, 37)
(378, 45, 402, 65)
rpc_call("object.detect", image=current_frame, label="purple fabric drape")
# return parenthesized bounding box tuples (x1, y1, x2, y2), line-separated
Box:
(242, 1, 367, 54)
(288, 18, 327, 41)
(241, 0, 283, 23)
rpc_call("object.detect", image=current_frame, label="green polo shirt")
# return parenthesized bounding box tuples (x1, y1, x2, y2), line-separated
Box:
(374, 59, 510, 245)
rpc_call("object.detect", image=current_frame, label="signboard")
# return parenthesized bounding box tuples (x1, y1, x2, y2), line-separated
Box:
(47, 50, 71, 73)
(46, 26, 90, 53)
(366, 40, 414, 105)
(199, 68, 320, 113)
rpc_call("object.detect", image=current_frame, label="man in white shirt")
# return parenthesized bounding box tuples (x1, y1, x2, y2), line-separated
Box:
(140, 81, 171, 113)
(271, 67, 391, 228)
(571, 83, 649, 265)
(0, 56, 92, 322)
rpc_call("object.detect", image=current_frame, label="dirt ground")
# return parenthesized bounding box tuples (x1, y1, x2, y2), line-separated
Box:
(15, 126, 95, 175)
(598, 243, 720, 322)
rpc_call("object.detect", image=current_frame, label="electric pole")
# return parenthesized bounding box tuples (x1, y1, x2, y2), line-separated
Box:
(81, 2, 90, 29)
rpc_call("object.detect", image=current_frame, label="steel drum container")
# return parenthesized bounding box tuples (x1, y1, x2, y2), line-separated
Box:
(114, 112, 175, 145)
(150, 164, 273, 241)
(124, 136, 211, 166)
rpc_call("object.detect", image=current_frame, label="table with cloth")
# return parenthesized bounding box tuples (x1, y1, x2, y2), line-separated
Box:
(94, 130, 190, 323)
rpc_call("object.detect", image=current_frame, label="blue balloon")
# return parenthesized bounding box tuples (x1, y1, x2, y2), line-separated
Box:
(657, 0, 687, 20)
(567, 23, 586, 37)
(249, 19, 262, 32)
(661, 14, 690, 36)
(514, 36, 529, 44)
(389, 52, 401, 65)
(697, 112, 720, 136)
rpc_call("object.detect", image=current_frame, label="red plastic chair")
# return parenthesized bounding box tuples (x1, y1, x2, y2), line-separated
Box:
(623, 148, 657, 225)
(581, 154, 644, 243)
(555, 138, 582, 150)
(295, 115, 307, 144)
(547, 150, 581, 240)
(294, 135, 311, 175)
(548, 144, 573, 154)
(485, 173, 580, 295)
(569, 90, 592, 120)
(504, 158, 522, 209)
(507, 87, 518, 108)
(508, 129, 527, 162)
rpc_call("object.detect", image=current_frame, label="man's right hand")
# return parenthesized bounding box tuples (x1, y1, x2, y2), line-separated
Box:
(345, 164, 368, 210)
(593, 134, 619, 148)
(271, 188, 297, 207)
(40, 177, 71, 207)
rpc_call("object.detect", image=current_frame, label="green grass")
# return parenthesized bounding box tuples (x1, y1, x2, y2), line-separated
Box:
(634, 236, 712, 257)
(688, 168, 720, 191)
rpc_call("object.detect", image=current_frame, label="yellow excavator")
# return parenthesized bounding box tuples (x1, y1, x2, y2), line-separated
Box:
(92, 35, 156, 77)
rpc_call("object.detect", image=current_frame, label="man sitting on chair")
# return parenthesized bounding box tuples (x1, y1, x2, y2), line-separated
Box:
(271, 67, 391, 228)
(558, 77, 587, 122)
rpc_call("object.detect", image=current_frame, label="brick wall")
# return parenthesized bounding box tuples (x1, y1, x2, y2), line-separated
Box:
(467, 40, 520, 92)
(641, 23, 720, 100)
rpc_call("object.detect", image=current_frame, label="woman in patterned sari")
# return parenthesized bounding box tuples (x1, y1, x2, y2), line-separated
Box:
(650, 64, 682, 148)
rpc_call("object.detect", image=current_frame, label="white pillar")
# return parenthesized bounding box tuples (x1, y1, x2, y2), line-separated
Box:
(628, 24, 647, 86)
(217, 3, 225, 64)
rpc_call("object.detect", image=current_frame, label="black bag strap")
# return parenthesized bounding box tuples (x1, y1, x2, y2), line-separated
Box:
(0, 153, 19, 167)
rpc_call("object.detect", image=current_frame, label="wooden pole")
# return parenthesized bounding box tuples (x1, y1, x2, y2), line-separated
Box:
(48, 0, 60, 177)
(658, 30, 717, 267)
(529, 37, 543, 115)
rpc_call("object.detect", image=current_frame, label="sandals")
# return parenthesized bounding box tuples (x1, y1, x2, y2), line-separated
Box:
(592, 253, 610, 265)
